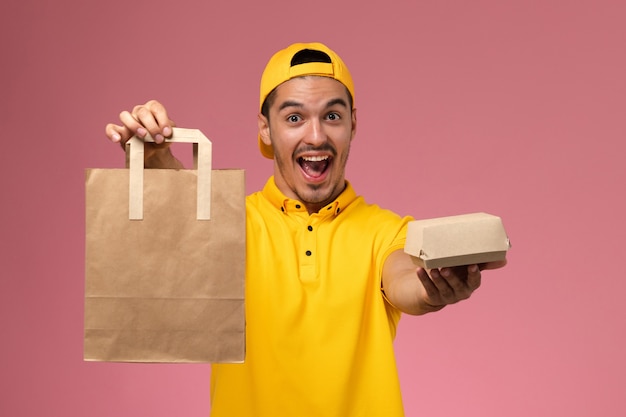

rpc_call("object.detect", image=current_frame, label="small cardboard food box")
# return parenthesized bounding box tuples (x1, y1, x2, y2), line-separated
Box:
(404, 212, 510, 269)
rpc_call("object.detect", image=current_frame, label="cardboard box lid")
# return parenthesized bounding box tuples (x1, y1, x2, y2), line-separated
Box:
(404, 212, 511, 268)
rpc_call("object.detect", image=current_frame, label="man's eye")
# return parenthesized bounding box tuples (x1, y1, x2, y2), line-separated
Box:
(326, 112, 340, 121)
(288, 115, 301, 123)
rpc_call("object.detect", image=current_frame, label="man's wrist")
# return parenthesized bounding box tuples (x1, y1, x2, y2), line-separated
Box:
(145, 147, 183, 169)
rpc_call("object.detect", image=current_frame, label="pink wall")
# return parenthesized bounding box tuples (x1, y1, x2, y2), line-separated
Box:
(1, 0, 625, 416)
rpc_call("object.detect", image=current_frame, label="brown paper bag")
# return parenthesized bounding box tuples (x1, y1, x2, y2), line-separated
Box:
(84, 128, 245, 363)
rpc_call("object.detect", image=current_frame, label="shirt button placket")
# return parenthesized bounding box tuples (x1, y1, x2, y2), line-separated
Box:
(305, 223, 314, 256)
(300, 221, 317, 282)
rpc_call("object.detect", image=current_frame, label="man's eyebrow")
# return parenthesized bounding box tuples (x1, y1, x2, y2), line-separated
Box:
(278, 100, 303, 112)
(277, 98, 349, 112)
(326, 98, 348, 109)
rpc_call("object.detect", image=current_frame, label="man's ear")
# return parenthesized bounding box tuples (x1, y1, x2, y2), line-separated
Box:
(258, 113, 271, 146)
(350, 108, 357, 140)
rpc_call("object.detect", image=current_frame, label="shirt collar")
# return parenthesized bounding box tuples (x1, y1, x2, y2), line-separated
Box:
(262, 176, 357, 217)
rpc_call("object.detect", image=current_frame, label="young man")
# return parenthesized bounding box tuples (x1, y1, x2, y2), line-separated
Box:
(105, 42, 505, 416)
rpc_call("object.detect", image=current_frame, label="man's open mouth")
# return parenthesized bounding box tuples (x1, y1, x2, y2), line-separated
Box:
(298, 155, 331, 179)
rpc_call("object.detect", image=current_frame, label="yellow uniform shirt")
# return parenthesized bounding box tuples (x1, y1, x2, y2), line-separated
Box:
(210, 177, 412, 417)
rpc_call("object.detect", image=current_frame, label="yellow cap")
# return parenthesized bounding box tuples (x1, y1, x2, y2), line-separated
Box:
(258, 42, 355, 159)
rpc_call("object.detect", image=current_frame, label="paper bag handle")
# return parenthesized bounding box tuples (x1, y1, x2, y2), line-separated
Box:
(125, 127, 212, 220)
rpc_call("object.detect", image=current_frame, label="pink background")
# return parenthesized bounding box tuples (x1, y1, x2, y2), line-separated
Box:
(1, 0, 625, 416)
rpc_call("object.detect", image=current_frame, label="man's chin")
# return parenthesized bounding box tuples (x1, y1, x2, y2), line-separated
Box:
(298, 180, 344, 205)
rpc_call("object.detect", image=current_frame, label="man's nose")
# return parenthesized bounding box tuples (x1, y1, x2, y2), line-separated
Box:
(304, 119, 326, 146)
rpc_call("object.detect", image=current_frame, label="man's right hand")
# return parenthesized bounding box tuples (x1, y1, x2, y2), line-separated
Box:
(105, 100, 183, 169)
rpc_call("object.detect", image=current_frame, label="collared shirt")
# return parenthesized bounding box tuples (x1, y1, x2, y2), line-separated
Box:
(210, 177, 412, 417)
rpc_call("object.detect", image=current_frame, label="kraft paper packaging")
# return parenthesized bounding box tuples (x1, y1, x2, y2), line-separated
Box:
(405, 212, 510, 269)
(84, 128, 245, 363)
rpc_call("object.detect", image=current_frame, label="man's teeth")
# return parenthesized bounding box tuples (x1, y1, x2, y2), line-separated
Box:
(301, 155, 329, 162)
